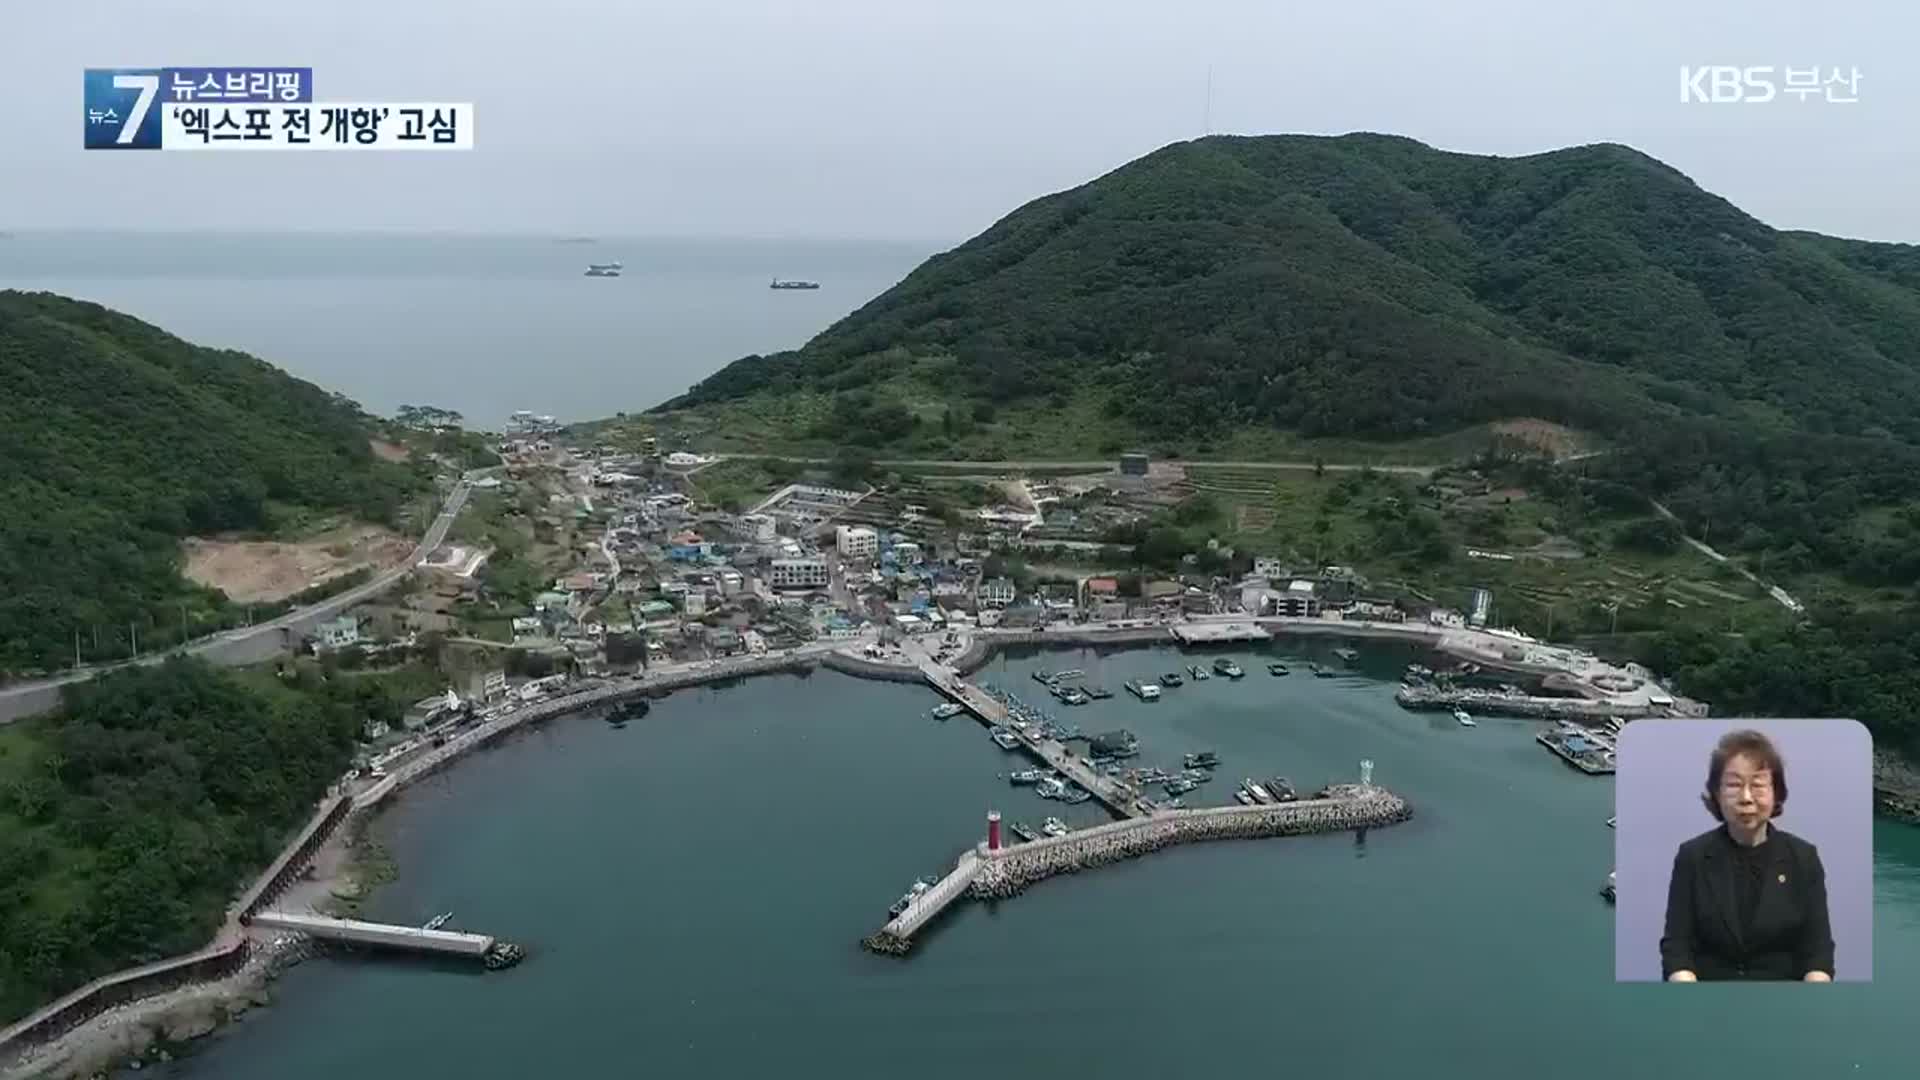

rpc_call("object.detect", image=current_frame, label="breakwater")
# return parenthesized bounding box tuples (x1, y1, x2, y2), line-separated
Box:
(862, 786, 1412, 956)
(1395, 684, 1642, 720)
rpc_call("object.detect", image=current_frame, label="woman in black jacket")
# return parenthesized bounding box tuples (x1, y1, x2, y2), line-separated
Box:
(1660, 729, 1834, 982)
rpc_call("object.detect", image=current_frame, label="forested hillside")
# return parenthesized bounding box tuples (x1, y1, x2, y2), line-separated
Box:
(662, 133, 1920, 447)
(0, 291, 426, 676)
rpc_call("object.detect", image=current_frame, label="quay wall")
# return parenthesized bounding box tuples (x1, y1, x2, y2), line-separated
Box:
(819, 653, 928, 684)
(0, 942, 253, 1063)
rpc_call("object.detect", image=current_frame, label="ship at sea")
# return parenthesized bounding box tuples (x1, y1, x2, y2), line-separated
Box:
(585, 262, 623, 277)
(770, 278, 820, 289)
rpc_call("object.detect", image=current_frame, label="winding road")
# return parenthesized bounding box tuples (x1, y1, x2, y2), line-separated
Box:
(0, 475, 477, 724)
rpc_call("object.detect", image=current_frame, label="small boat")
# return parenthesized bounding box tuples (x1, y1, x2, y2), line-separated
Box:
(1010, 822, 1039, 843)
(1310, 662, 1337, 678)
(1124, 680, 1161, 701)
(1036, 776, 1067, 800)
(1234, 790, 1255, 806)
(1042, 817, 1070, 837)
(585, 263, 622, 277)
(770, 278, 821, 290)
(1055, 669, 1086, 680)
(1164, 777, 1198, 796)
(1083, 685, 1113, 700)
(1453, 709, 1477, 728)
(1031, 670, 1054, 685)
(989, 726, 1022, 750)
(1187, 664, 1211, 681)
(930, 702, 965, 720)
(1183, 751, 1220, 770)
(1008, 768, 1045, 786)
(1160, 671, 1184, 687)
(1606, 816, 1616, 829)
(1266, 777, 1296, 802)
(1182, 768, 1214, 783)
(1601, 871, 1616, 905)
(1059, 786, 1092, 805)
(1268, 662, 1290, 676)
(1243, 780, 1275, 804)
(888, 878, 935, 919)
(422, 911, 454, 931)
(1334, 647, 1359, 662)
(1212, 658, 1244, 679)
(1058, 689, 1090, 706)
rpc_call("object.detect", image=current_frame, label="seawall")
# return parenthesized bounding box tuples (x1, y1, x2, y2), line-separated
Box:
(863, 787, 1412, 955)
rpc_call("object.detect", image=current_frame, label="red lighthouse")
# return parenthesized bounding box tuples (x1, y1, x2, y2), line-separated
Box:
(987, 810, 1002, 851)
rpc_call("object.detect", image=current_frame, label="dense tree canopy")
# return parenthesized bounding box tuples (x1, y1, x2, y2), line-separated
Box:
(0, 292, 427, 676)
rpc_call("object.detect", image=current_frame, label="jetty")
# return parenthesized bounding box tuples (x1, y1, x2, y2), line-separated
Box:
(1394, 683, 1649, 721)
(246, 912, 525, 969)
(917, 658, 1149, 819)
(863, 774, 1411, 956)
(1536, 727, 1617, 775)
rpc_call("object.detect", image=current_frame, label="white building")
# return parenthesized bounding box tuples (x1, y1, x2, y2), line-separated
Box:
(1253, 556, 1289, 580)
(315, 616, 360, 650)
(741, 513, 778, 542)
(981, 577, 1017, 608)
(836, 525, 879, 559)
(683, 591, 708, 616)
(719, 569, 743, 596)
(770, 557, 830, 590)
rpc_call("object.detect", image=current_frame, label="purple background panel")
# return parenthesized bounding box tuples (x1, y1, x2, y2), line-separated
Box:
(1614, 717, 1873, 982)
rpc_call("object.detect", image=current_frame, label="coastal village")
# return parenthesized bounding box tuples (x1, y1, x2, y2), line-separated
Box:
(311, 412, 1725, 792)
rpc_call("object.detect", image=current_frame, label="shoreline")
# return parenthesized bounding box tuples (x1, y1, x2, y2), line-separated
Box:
(5, 622, 1912, 1076)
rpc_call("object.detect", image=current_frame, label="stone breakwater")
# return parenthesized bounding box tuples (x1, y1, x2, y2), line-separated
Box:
(862, 788, 1412, 956)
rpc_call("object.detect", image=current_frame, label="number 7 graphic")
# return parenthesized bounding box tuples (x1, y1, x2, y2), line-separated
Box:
(113, 73, 158, 145)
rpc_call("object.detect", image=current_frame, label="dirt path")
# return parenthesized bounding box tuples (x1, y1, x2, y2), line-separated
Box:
(183, 524, 415, 604)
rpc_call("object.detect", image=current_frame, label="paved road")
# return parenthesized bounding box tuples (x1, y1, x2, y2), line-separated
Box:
(0, 476, 475, 724)
(1649, 499, 1804, 614)
(732, 454, 1440, 476)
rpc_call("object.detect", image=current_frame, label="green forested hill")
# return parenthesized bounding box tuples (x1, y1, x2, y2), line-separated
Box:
(0, 291, 425, 675)
(661, 133, 1920, 447)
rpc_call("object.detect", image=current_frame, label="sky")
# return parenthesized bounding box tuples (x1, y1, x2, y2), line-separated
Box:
(1, 0, 1912, 246)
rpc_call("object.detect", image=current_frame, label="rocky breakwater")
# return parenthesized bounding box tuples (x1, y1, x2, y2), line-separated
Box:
(970, 786, 1413, 902)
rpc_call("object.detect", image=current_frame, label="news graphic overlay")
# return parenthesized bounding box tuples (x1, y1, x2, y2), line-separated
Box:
(84, 67, 471, 150)
(1614, 718, 1872, 982)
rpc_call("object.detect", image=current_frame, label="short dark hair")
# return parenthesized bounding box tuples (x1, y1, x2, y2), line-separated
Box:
(1701, 729, 1787, 820)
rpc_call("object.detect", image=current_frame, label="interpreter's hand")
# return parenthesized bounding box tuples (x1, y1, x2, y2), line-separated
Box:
(1804, 972, 1832, 983)
(1667, 971, 1698, 982)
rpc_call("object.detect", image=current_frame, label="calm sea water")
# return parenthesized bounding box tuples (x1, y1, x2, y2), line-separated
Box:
(156, 643, 1920, 1079)
(0, 230, 930, 427)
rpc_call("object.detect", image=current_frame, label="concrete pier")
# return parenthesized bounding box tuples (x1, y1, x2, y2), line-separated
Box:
(1395, 683, 1644, 720)
(863, 784, 1411, 955)
(916, 659, 1149, 819)
(1168, 622, 1272, 645)
(246, 912, 495, 958)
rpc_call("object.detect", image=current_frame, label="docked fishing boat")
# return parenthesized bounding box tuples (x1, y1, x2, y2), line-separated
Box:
(1042, 817, 1070, 837)
(1057, 688, 1091, 706)
(1187, 664, 1210, 680)
(989, 726, 1022, 750)
(1213, 658, 1244, 679)
(1453, 708, 1477, 728)
(1124, 679, 1161, 701)
(1183, 751, 1220, 770)
(1008, 768, 1045, 785)
(930, 702, 965, 720)
(1083, 684, 1113, 699)
(889, 878, 936, 919)
(1160, 671, 1184, 687)
(1242, 780, 1275, 804)
(1310, 662, 1336, 678)
(1182, 768, 1214, 784)
(1010, 821, 1039, 843)
(1036, 776, 1067, 800)
(1233, 789, 1255, 806)
(1266, 777, 1296, 802)
(1059, 785, 1092, 805)
(1054, 669, 1085, 681)
(1333, 647, 1359, 663)
(1164, 777, 1198, 796)
(1031, 670, 1055, 685)
(1268, 661, 1290, 676)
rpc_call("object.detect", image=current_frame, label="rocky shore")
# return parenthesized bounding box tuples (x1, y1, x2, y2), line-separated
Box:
(1874, 751, 1920, 824)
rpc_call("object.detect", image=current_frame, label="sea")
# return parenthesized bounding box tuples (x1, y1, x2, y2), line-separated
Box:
(0, 230, 933, 426)
(146, 642, 1920, 1080)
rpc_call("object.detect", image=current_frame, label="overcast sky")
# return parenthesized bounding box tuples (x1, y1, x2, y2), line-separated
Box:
(2, 0, 1911, 246)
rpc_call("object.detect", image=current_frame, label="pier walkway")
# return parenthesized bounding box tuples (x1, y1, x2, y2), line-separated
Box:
(878, 852, 982, 941)
(912, 654, 1149, 819)
(248, 912, 495, 959)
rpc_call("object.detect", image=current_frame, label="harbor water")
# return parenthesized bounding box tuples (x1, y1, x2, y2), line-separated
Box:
(157, 642, 1920, 1079)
